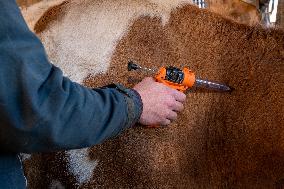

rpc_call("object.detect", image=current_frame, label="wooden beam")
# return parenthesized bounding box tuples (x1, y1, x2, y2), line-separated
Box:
(276, 0, 284, 27)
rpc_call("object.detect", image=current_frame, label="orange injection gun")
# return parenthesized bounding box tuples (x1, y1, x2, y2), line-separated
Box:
(128, 61, 232, 92)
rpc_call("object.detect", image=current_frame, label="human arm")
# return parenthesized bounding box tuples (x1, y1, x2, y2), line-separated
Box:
(0, 0, 142, 153)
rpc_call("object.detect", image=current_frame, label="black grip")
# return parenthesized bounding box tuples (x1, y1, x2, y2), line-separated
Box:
(128, 61, 140, 71)
(165, 66, 184, 84)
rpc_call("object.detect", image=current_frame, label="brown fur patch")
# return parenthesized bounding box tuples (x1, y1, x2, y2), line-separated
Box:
(34, 1, 69, 33)
(17, 0, 42, 7)
(23, 152, 78, 188)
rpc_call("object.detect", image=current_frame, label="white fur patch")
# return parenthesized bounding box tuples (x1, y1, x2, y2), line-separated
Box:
(19, 153, 32, 161)
(39, 0, 193, 83)
(66, 148, 98, 185)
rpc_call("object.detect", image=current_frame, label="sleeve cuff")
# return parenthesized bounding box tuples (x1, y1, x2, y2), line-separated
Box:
(123, 88, 143, 128)
(97, 83, 143, 128)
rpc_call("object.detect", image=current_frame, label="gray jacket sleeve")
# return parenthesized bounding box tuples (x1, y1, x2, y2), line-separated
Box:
(0, 0, 143, 153)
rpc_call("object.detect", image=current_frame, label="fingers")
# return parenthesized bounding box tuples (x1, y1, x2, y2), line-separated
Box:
(167, 110, 177, 121)
(160, 111, 177, 126)
(160, 111, 178, 126)
(166, 96, 184, 112)
(161, 119, 171, 126)
(171, 101, 184, 112)
(170, 88, 186, 103)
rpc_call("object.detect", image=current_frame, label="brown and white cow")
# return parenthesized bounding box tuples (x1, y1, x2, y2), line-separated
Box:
(21, 0, 284, 188)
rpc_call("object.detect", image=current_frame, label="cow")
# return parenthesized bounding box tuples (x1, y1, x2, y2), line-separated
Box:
(21, 0, 283, 188)
(205, 0, 278, 26)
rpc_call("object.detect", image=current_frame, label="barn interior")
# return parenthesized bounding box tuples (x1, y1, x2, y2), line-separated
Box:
(10, 0, 284, 188)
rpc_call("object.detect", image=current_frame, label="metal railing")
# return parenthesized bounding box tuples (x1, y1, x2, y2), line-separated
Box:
(192, 0, 206, 8)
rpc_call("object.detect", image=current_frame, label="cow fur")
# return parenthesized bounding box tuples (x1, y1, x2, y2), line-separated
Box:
(206, 0, 261, 25)
(23, 1, 284, 188)
(20, 0, 67, 30)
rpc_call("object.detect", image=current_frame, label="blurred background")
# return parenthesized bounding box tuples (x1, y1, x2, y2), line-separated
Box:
(16, 0, 283, 28)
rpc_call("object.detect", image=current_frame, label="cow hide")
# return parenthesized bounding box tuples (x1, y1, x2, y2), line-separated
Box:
(22, 0, 284, 188)
(206, 0, 261, 25)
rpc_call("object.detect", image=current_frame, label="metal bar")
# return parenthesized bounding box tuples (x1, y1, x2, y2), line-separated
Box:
(192, 0, 206, 8)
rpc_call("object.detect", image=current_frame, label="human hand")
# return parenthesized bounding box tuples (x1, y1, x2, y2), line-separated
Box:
(133, 77, 186, 126)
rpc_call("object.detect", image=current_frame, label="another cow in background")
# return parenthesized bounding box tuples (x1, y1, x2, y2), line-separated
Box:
(206, 0, 277, 27)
